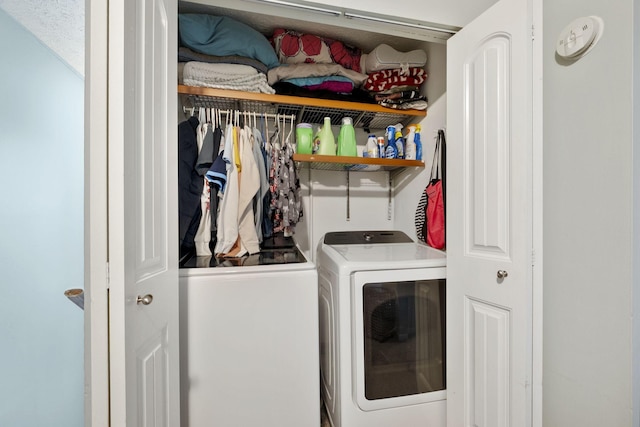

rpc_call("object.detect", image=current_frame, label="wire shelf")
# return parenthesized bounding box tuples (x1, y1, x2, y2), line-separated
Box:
(179, 85, 426, 130)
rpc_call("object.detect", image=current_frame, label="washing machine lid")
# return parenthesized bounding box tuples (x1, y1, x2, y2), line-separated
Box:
(322, 230, 446, 269)
(323, 230, 413, 245)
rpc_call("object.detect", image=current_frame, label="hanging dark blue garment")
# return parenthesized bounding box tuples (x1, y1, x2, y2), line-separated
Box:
(195, 123, 216, 175)
(206, 150, 227, 194)
(205, 126, 224, 252)
(178, 116, 202, 257)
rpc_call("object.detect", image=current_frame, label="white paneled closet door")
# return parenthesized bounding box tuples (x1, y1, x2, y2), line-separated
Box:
(107, 0, 180, 425)
(446, 0, 533, 425)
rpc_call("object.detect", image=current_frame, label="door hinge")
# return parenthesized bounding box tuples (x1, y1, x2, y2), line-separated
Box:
(531, 25, 535, 41)
(105, 262, 110, 289)
(531, 249, 536, 266)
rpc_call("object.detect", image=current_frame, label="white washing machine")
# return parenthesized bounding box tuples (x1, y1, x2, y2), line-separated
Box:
(179, 246, 319, 427)
(317, 230, 447, 427)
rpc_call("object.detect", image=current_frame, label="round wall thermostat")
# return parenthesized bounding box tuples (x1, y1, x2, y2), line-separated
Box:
(556, 16, 604, 60)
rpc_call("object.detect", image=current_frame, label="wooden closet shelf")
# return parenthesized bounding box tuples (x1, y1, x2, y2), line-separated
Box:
(293, 153, 425, 172)
(178, 85, 426, 130)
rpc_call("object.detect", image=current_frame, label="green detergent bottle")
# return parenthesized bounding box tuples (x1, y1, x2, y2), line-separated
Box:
(317, 117, 336, 155)
(337, 117, 357, 157)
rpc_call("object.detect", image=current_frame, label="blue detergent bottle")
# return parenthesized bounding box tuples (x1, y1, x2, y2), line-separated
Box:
(394, 130, 405, 159)
(414, 125, 423, 161)
(385, 125, 397, 159)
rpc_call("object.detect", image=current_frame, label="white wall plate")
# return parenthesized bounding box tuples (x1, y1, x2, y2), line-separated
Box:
(556, 16, 604, 60)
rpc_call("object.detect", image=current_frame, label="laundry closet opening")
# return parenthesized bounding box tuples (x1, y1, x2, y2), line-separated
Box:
(174, 5, 453, 420)
(176, 0, 452, 265)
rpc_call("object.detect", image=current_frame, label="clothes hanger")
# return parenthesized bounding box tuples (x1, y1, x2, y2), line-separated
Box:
(286, 115, 294, 147)
(268, 115, 278, 152)
(232, 110, 242, 171)
(275, 115, 283, 151)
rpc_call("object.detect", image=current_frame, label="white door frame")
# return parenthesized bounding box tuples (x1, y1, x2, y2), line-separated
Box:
(531, 0, 543, 425)
(84, 0, 110, 425)
(81, 0, 545, 425)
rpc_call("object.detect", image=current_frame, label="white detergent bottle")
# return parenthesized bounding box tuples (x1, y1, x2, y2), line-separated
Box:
(404, 125, 417, 160)
(365, 134, 378, 157)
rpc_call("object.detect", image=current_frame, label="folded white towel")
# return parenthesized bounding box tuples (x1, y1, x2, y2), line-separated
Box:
(183, 62, 276, 94)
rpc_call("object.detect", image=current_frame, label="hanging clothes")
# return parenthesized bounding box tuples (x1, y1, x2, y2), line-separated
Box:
(215, 123, 240, 255)
(214, 123, 262, 257)
(178, 115, 202, 258)
(252, 126, 269, 243)
(195, 111, 215, 174)
(194, 110, 213, 256)
(267, 124, 281, 237)
(269, 117, 303, 237)
(263, 123, 279, 239)
(280, 120, 304, 236)
(231, 125, 261, 255)
(205, 122, 223, 251)
(182, 110, 301, 260)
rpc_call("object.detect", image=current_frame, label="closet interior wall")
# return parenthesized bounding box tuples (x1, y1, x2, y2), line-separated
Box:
(176, 0, 449, 259)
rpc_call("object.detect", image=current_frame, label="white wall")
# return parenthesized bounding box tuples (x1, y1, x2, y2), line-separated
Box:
(0, 9, 84, 427)
(393, 42, 446, 241)
(634, 2, 640, 424)
(543, 0, 634, 425)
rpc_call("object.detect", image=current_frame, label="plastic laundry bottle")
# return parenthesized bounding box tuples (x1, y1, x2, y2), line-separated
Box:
(295, 123, 314, 154)
(394, 130, 405, 159)
(365, 134, 378, 158)
(337, 117, 357, 157)
(404, 125, 417, 160)
(377, 136, 386, 158)
(317, 117, 336, 155)
(312, 126, 322, 154)
(384, 125, 397, 159)
(414, 124, 423, 161)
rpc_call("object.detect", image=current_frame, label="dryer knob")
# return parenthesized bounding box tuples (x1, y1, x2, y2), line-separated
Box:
(363, 232, 373, 242)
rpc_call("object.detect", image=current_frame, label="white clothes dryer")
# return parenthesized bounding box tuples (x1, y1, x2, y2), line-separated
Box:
(317, 230, 447, 427)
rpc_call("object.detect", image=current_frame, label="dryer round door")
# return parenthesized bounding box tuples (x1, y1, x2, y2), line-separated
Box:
(351, 267, 447, 411)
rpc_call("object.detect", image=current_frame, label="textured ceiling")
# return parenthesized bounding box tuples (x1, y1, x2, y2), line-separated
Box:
(0, 0, 84, 75)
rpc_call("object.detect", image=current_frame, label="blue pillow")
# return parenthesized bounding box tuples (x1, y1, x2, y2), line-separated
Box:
(178, 14, 280, 70)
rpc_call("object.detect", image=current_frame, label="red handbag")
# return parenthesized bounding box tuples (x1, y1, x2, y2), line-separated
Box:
(425, 129, 446, 249)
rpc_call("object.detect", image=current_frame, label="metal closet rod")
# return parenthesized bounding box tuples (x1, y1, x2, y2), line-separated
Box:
(248, 0, 342, 16)
(248, 0, 460, 35)
(343, 12, 459, 35)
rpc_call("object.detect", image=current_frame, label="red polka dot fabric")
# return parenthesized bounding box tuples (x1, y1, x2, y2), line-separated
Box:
(363, 68, 427, 92)
(271, 28, 363, 73)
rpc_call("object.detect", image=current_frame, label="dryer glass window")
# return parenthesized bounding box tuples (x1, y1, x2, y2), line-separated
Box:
(362, 279, 446, 400)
